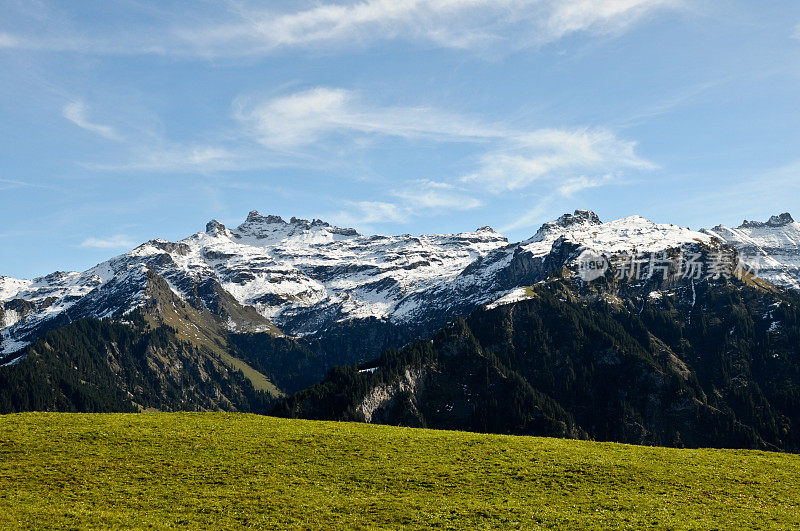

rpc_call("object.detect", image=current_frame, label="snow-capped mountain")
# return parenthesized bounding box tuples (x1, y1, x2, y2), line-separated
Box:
(0, 212, 507, 355)
(702, 213, 800, 290)
(2, 209, 798, 356)
(421, 209, 719, 313)
(523, 210, 714, 255)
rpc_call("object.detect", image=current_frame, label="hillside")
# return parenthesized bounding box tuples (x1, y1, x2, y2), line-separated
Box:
(277, 276, 800, 452)
(0, 413, 798, 529)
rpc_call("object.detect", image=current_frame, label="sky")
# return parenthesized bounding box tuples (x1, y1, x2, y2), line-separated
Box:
(1, 0, 800, 279)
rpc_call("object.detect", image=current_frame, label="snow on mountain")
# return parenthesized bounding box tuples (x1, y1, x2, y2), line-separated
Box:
(3, 209, 799, 356)
(702, 213, 800, 290)
(521, 209, 714, 256)
(484, 286, 537, 310)
(1, 212, 509, 353)
(196, 213, 507, 331)
(427, 210, 721, 316)
(0, 276, 32, 301)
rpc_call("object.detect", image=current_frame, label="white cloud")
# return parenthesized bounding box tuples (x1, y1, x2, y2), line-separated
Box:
(557, 175, 613, 196)
(0, 32, 18, 48)
(79, 234, 137, 249)
(330, 180, 482, 229)
(62, 101, 121, 141)
(80, 143, 238, 173)
(121, 145, 236, 172)
(543, 0, 680, 43)
(181, 0, 684, 56)
(333, 201, 410, 227)
(56, 85, 652, 232)
(463, 129, 654, 192)
(237, 87, 654, 196)
(391, 180, 482, 210)
(4, 0, 685, 57)
(234, 87, 498, 149)
(0, 178, 36, 191)
(499, 173, 627, 233)
(499, 202, 550, 234)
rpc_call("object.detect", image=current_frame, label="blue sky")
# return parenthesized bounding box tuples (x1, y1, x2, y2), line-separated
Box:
(2, 0, 800, 278)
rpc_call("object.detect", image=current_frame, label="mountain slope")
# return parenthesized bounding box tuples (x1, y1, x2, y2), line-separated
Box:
(0, 268, 285, 412)
(276, 275, 800, 452)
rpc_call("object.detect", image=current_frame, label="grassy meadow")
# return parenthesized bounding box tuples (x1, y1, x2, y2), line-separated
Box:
(0, 413, 798, 529)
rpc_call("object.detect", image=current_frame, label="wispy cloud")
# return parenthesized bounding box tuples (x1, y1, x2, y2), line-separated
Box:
(234, 87, 499, 149)
(0, 178, 37, 191)
(333, 201, 410, 228)
(62, 101, 121, 141)
(60, 97, 246, 173)
(558, 175, 614, 197)
(391, 180, 483, 211)
(499, 174, 616, 232)
(53, 84, 653, 234)
(3, 0, 686, 57)
(0, 178, 61, 192)
(238, 86, 653, 194)
(331, 180, 483, 230)
(79, 234, 137, 249)
(675, 158, 800, 224)
(0, 32, 18, 48)
(86, 144, 238, 173)
(462, 129, 654, 193)
(181, 0, 685, 56)
(541, 0, 682, 43)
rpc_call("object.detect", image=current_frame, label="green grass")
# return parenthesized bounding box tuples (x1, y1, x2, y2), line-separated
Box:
(1, 414, 799, 530)
(216, 350, 283, 398)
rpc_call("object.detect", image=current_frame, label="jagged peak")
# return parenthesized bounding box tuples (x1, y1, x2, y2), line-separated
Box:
(288, 216, 319, 230)
(549, 210, 602, 228)
(205, 219, 227, 236)
(739, 212, 795, 229)
(529, 210, 602, 241)
(245, 211, 286, 225)
(236, 210, 359, 238)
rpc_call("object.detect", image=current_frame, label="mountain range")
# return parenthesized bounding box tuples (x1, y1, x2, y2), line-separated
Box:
(2, 210, 800, 451)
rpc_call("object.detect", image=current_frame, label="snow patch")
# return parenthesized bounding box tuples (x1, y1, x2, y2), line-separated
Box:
(485, 287, 536, 310)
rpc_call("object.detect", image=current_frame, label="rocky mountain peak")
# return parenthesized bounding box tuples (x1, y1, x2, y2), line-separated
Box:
(528, 210, 602, 242)
(245, 211, 286, 225)
(551, 210, 602, 229)
(767, 212, 794, 226)
(205, 219, 227, 236)
(288, 216, 321, 230)
(739, 212, 795, 229)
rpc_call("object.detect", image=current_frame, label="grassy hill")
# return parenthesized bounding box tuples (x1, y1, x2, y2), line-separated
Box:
(0, 414, 798, 529)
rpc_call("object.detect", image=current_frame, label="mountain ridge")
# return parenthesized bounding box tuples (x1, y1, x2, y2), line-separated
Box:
(3, 209, 800, 357)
